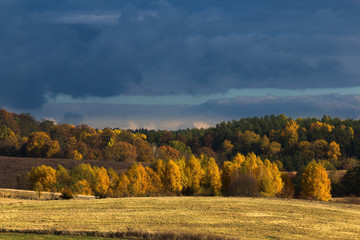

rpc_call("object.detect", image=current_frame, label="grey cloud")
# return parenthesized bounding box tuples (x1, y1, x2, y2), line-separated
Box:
(1, 0, 360, 109)
(28, 94, 360, 130)
(62, 111, 83, 125)
(192, 94, 360, 120)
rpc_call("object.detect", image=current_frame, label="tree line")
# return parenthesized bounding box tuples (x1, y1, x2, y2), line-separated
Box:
(1, 108, 359, 199)
(1, 109, 359, 172)
(27, 152, 350, 201)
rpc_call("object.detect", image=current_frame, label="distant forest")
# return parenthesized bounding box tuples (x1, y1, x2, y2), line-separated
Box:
(0, 108, 359, 172)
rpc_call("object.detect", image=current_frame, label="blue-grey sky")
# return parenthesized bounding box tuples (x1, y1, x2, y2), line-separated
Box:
(1, 0, 360, 129)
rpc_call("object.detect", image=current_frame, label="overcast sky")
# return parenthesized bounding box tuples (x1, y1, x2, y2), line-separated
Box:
(1, 0, 360, 129)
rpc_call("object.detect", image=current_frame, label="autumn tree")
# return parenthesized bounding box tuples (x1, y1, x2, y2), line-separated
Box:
(301, 161, 331, 201)
(117, 173, 130, 197)
(145, 166, 162, 195)
(184, 156, 204, 194)
(107, 168, 120, 197)
(133, 137, 155, 163)
(54, 165, 73, 198)
(93, 166, 111, 198)
(55, 165, 71, 191)
(0, 124, 18, 154)
(26, 132, 60, 158)
(0, 109, 20, 135)
(71, 164, 96, 188)
(220, 161, 234, 195)
(73, 179, 93, 196)
(110, 141, 137, 163)
(157, 145, 180, 161)
(28, 165, 56, 192)
(126, 163, 149, 196)
(155, 159, 166, 183)
(223, 153, 283, 197)
(282, 120, 299, 148)
(164, 160, 182, 195)
(260, 160, 284, 197)
(203, 157, 222, 195)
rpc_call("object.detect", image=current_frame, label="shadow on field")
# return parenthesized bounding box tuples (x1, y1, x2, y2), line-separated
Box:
(0, 228, 234, 240)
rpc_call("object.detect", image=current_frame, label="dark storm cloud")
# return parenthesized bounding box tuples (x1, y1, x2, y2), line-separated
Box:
(1, 0, 360, 109)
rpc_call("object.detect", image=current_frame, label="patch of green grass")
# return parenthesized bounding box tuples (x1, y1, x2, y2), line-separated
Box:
(0, 197, 359, 239)
(0, 232, 111, 240)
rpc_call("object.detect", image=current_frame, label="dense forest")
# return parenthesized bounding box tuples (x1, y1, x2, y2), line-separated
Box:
(0, 109, 358, 171)
(1, 108, 360, 199)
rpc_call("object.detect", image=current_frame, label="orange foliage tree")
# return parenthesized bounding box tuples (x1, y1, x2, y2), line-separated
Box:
(110, 141, 137, 163)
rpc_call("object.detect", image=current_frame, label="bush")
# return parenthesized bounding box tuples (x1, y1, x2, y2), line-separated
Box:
(277, 173, 295, 198)
(60, 187, 74, 199)
(227, 172, 259, 197)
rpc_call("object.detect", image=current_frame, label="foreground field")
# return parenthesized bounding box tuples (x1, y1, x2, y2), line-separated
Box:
(0, 233, 111, 240)
(0, 197, 359, 240)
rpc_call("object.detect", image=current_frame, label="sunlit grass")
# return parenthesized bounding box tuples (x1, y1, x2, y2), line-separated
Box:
(0, 232, 112, 240)
(0, 197, 359, 239)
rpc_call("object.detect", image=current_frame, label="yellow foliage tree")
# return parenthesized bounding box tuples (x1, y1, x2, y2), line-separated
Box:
(204, 157, 222, 195)
(126, 163, 142, 196)
(282, 120, 299, 148)
(243, 152, 263, 180)
(145, 166, 162, 195)
(115, 173, 130, 197)
(301, 161, 331, 201)
(28, 165, 56, 192)
(107, 168, 120, 197)
(220, 161, 234, 194)
(260, 160, 284, 197)
(26, 132, 60, 158)
(232, 153, 245, 169)
(164, 160, 182, 195)
(327, 141, 341, 160)
(74, 179, 93, 196)
(138, 163, 149, 196)
(185, 156, 204, 194)
(126, 163, 149, 196)
(70, 150, 83, 160)
(155, 159, 166, 183)
(176, 157, 188, 189)
(310, 121, 334, 132)
(93, 166, 111, 198)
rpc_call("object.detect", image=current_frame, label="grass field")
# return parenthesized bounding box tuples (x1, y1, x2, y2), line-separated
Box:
(0, 197, 359, 240)
(0, 233, 112, 240)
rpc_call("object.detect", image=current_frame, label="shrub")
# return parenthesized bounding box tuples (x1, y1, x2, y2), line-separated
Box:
(227, 172, 259, 197)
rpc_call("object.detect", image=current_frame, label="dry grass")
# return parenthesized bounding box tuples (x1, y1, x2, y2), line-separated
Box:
(0, 197, 359, 239)
(0, 232, 111, 240)
(0, 188, 95, 201)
